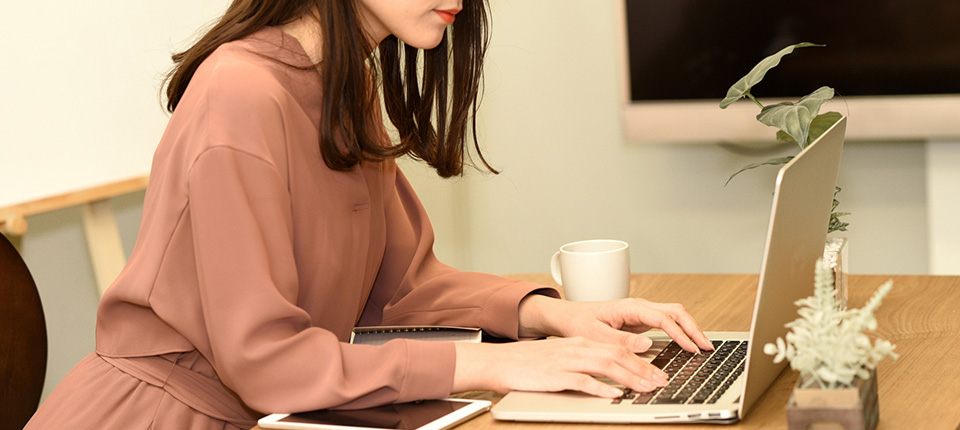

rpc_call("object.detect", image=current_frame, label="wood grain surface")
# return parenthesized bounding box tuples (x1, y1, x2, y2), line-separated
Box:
(252, 273, 960, 430)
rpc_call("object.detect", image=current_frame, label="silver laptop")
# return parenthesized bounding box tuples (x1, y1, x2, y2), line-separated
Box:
(492, 116, 847, 424)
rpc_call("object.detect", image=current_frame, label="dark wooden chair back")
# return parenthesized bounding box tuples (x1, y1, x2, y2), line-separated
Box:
(0, 234, 47, 429)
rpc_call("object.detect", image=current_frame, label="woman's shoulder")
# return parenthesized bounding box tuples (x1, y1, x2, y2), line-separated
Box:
(194, 49, 284, 106)
(184, 27, 316, 112)
(154, 28, 324, 182)
(158, 30, 319, 176)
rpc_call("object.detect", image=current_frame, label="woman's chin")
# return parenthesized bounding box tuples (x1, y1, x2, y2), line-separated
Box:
(398, 32, 446, 50)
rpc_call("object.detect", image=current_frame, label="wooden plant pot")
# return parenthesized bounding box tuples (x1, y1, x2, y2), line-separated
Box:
(786, 369, 879, 430)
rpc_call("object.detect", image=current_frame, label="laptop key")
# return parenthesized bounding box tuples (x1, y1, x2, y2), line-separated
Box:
(652, 395, 685, 404)
(659, 387, 680, 396)
(650, 358, 671, 369)
(650, 357, 672, 368)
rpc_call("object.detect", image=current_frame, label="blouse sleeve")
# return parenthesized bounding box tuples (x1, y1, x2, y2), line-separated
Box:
(358, 166, 561, 339)
(186, 147, 456, 413)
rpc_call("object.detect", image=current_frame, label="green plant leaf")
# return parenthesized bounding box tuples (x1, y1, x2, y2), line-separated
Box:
(804, 112, 843, 146)
(775, 111, 843, 146)
(828, 213, 850, 233)
(719, 42, 824, 109)
(828, 186, 850, 233)
(775, 130, 797, 144)
(725, 156, 794, 186)
(756, 86, 835, 148)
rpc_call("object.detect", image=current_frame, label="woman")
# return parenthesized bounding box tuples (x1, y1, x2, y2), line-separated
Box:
(27, 0, 713, 428)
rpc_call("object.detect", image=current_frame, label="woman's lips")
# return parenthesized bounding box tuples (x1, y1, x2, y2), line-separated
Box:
(435, 9, 459, 24)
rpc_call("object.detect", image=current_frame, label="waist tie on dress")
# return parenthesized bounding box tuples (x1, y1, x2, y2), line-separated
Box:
(99, 353, 260, 428)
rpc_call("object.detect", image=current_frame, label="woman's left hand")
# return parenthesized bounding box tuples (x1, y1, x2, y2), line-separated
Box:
(518, 295, 714, 354)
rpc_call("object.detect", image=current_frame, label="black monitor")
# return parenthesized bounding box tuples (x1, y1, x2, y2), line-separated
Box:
(618, 0, 960, 143)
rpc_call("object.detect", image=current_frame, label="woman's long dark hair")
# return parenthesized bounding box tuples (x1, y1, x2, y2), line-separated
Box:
(164, 0, 494, 177)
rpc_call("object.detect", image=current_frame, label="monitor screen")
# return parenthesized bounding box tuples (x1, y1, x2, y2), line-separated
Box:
(618, 0, 960, 142)
(624, 0, 960, 101)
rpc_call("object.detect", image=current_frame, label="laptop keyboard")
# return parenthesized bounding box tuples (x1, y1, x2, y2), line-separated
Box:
(612, 340, 748, 405)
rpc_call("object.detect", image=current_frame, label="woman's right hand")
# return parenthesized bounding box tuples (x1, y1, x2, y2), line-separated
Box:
(452, 337, 669, 398)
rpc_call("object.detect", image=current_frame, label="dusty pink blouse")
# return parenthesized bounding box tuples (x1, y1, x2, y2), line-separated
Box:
(93, 27, 554, 419)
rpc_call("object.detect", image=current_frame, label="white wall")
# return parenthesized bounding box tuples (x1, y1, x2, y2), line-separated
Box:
(1, 0, 228, 207)
(927, 142, 960, 274)
(16, 0, 953, 405)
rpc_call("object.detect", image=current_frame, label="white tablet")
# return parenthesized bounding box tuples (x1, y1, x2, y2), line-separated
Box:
(257, 399, 491, 430)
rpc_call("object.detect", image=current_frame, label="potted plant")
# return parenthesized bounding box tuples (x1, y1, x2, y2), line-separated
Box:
(720, 42, 849, 231)
(720, 42, 851, 304)
(764, 259, 898, 429)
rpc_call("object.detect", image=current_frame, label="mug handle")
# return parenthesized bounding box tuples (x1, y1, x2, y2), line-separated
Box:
(550, 251, 563, 286)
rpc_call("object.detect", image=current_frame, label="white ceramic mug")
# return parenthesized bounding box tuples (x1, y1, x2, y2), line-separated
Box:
(550, 239, 630, 301)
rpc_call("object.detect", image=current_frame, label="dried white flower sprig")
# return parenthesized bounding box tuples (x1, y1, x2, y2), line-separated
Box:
(764, 259, 898, 389)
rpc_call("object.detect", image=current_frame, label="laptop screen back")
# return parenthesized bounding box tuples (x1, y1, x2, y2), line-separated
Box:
(738, 116, 847, 416)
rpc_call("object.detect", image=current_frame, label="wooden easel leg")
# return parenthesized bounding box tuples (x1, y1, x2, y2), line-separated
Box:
(80, 200, 126, 297)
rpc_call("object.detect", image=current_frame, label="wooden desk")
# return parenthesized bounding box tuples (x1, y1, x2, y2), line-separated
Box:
(256, 273, 960, 430)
